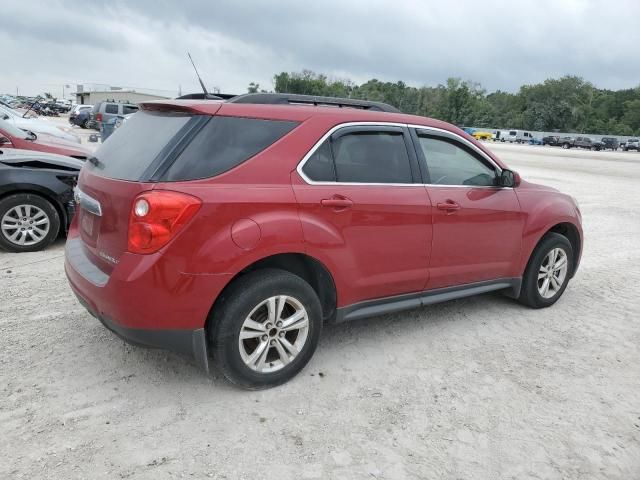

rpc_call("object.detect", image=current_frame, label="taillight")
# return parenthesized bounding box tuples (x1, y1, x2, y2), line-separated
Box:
(96, 113, 103, 121)
(127, 191, 201, 254)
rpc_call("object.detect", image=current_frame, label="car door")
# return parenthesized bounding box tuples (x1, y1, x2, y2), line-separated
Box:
(411, 127, 524, 290)
(292, 125, 433, 306)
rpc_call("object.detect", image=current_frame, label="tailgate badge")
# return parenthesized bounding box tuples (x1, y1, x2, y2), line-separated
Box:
(98, 251, 119, 265)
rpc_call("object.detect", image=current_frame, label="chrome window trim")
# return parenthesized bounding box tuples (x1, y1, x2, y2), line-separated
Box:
(296, 121, 505, 188)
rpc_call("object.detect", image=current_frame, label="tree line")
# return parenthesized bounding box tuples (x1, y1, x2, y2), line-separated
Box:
(247, 71, 640, 136)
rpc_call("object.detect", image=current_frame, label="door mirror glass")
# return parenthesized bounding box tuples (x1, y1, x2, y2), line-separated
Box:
(500, 169, 521, 187)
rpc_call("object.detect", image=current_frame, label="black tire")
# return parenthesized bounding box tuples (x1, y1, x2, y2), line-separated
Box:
(519, 232, 574, 309)
(209, 269, 322, 390)
(0, 193, 60, 253)
(562, 143, 570, 149)
(81, 119, 89, 129)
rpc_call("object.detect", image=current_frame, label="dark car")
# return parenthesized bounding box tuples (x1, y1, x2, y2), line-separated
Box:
(69, 106, 93, 128)
(542, 135, 561, 146)
(573, 137, 603, 151)
(560, 136, 575, 149)
(600, 137, 619, 151)
(0, 149, 81, 252)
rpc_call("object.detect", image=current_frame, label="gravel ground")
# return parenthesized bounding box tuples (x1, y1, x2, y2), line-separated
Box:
(1, 142, 639, 479)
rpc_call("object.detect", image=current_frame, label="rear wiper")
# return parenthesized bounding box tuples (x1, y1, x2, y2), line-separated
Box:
(87, 156, 104, 169)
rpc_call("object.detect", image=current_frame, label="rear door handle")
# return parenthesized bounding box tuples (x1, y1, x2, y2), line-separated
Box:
(321, 196, 353, 209)
(437, 201, 461, 212)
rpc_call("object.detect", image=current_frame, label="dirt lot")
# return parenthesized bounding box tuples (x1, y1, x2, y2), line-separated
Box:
(1, 142, 639, 479)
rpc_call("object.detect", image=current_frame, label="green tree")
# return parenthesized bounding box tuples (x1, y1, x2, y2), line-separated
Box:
(262, 70, 640, 135)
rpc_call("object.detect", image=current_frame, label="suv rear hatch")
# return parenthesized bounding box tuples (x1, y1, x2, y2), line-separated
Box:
(76, 102, 299, 273)
(76, 107, 219, 272)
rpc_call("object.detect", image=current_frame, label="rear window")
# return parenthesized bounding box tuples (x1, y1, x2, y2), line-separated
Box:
(105, 104, 118, 114)
(86, 111, 192, 180)
(162, 116, 298, 181)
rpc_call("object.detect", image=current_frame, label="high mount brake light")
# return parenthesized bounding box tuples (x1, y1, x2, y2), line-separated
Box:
(127, 191, 201, 254)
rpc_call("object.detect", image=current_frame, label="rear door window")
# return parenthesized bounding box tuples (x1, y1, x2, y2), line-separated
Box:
(162, 116, 298, 181)
(331, 130, 412, 183)
(302, 127, 414, 184)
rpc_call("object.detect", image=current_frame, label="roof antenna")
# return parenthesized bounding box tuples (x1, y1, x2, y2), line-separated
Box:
(187, 52, 211, 99)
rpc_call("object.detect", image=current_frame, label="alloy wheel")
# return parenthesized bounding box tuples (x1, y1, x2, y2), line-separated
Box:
(1, 204, 50, 246)
(537, 247, 568, 299)
(238, 295, 309, 373)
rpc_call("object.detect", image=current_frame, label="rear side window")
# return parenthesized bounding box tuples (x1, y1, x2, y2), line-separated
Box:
(163, 116, 298, 181)
(86, 111, 192, 180)
(105, 104, 118, 114)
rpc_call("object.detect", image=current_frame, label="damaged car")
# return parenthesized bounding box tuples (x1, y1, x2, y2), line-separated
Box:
(0, 149, 81, 252)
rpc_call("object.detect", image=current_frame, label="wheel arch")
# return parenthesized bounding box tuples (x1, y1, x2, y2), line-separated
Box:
(547, 222, 581, 277)
(524, 221, 582, 279)
(205, 252, 338, 336)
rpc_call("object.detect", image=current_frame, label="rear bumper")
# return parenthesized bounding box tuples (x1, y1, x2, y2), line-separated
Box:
(64, 232, 233, 372)
(71, 287, 210, 372)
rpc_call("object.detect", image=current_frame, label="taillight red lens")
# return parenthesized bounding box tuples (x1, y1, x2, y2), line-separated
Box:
(127, 191, 201, 254)
(96, 113, 103, 121)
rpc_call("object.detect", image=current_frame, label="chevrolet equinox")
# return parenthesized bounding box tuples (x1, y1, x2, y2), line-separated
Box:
(65, 93, 583, 389)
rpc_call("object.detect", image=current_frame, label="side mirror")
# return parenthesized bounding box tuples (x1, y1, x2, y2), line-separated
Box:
(500, 169, 521, 188)
(0, 136, 11, 145)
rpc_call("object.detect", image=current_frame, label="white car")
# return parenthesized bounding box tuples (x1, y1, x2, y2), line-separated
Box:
(0, 105, 80, 144)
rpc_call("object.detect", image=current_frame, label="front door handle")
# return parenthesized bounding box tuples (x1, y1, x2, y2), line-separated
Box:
(321, 196, 353, 209)
(437, 201, 461, 213)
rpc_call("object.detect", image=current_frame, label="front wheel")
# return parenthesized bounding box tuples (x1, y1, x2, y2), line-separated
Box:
(0, 193, 60, 252)
(210, 269, 322, 389)
(519, 233, 573, 308)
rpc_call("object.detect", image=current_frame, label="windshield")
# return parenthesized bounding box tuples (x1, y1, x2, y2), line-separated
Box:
(0, 117, 29, 139)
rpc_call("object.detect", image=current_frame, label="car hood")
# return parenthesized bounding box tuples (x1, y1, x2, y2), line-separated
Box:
(0, 148, 83, 170)
(10, 117, 80, 143)
(33, 132, 88, 149)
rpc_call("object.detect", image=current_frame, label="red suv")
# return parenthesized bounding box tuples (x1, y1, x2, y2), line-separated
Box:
(65, 93, 583, 389)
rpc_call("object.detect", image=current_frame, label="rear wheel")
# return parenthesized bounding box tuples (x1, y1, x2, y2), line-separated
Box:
(519, 233, 573, 308)
(209, 269, 322, 389)
(0, 193, 60, 252)
(562, 143, 570, 149)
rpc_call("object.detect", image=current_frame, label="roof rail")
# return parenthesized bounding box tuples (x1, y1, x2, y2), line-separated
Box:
(176, 92, 236, 100)
(226, 93, 401, 113)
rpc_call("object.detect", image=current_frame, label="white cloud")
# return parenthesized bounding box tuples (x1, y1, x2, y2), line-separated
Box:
(2, 0, 639, 98)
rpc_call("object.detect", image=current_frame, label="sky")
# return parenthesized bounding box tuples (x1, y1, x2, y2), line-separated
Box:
(2, 0, 639, 98)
